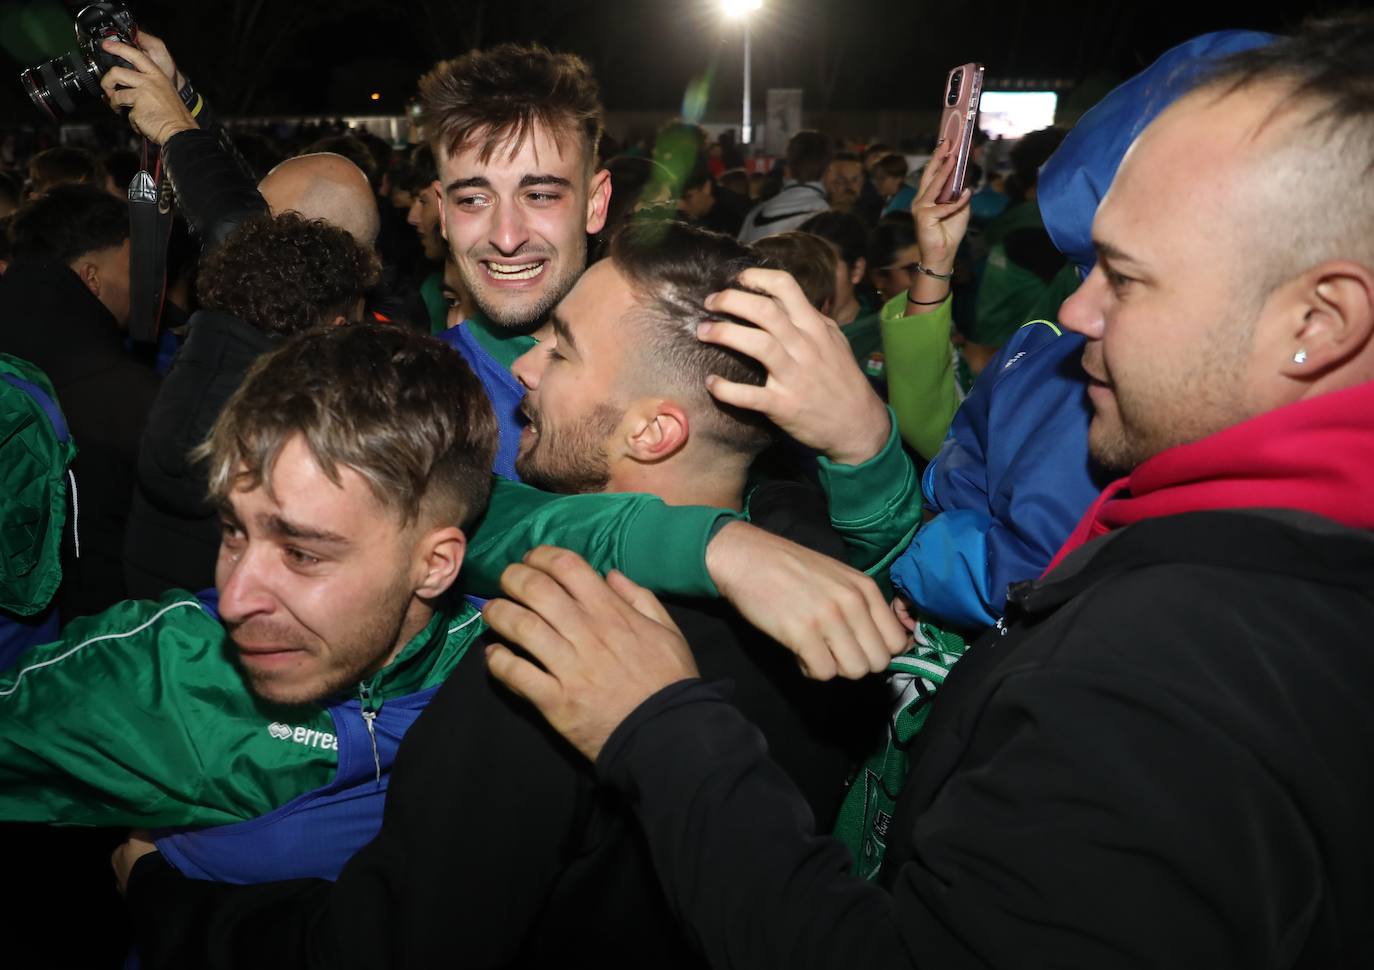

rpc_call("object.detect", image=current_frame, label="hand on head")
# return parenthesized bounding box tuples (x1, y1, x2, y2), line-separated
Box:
(697, 267, 891, 467)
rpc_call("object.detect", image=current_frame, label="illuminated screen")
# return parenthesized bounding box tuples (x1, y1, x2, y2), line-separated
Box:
(977, 91, 1058, 139)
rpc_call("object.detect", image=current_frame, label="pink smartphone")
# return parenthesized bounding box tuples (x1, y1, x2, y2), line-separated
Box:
(934, 62, 984, 203)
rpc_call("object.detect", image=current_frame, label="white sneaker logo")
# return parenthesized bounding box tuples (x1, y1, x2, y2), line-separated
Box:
(267, 721, 339, 751)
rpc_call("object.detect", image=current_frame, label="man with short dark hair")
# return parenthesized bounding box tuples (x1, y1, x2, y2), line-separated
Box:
(738, 130, 833, 242)
(749, 230, 838, 313)
(480, 13, 1374, 966)
(0, 182, 151, 617)
(0, 324, 494, 886)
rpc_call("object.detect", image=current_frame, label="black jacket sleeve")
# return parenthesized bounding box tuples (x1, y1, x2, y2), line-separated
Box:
(597, 578, 1332, 970)
(126, 658, 595, 969)
(162, 128, 268, 250)
(135, 312, 272, 518)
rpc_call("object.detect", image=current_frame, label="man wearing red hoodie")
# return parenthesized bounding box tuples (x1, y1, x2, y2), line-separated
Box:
(478, 14, 1374, 967)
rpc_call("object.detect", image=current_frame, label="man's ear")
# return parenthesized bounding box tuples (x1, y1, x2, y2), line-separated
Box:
(850, 257, 867, 287)
(414, 525, 467, 601)
(622, 399, 690, 464)
(74, 259, 101, 299)
(432, 179, 447, 241)
(1278, 261, 1374, 381)
(585, 168, 612, 235)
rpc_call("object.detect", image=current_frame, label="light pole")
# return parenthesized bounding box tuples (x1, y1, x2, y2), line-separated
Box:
(721, 0, 763, 146)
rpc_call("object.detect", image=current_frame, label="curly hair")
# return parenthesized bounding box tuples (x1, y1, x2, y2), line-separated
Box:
(196, 212, 380, 336)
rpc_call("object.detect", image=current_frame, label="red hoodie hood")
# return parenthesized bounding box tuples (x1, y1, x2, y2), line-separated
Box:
(1046, 380, 1374, 574)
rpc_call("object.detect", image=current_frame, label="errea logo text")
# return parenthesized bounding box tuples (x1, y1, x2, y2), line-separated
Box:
(268, 722, 339, 751)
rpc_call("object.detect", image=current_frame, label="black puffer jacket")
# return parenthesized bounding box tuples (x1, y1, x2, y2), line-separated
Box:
(594, 509, 1374, 970)
(124, 310, 274, 597)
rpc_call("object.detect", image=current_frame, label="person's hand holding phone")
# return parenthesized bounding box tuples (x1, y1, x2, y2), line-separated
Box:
(905, 149, 973, 307)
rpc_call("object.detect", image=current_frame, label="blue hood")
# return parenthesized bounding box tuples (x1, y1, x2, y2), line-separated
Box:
(1038, 30, 1275, 276)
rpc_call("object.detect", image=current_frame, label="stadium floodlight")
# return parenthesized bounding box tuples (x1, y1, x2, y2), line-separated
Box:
(720, 0, 764, 143)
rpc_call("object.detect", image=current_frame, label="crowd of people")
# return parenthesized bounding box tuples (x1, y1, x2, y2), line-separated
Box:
(0, 11, 1372, 968)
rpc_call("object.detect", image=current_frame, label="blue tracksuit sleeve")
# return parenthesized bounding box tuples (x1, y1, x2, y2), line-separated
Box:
(889, 322, 1105, 630)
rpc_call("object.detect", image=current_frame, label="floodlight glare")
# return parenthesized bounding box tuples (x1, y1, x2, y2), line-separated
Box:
(721, 0, 763, 19)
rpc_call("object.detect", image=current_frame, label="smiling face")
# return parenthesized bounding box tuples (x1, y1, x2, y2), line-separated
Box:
(1058, 89, 1279, 471)
(215, 435, 429, 705)
(509, 259, 637, 492)
(436, 122, 611, 333)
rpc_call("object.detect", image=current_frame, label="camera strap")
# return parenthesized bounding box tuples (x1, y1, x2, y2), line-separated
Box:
(126, 141, 172, 345)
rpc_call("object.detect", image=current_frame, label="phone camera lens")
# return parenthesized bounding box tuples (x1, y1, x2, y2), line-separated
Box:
(947, 70, 962, 106)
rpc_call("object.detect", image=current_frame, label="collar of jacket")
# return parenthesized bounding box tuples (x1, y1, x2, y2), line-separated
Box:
(183, 308, 277, 345)
(1047, 379, 1374, 573)
(1, 256, 121, 342)
(350, 597, 484, 712)
(1009, 507, 1374, 624)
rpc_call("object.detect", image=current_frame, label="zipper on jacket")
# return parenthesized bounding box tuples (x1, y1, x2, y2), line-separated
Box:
(357, 683, 381, 785)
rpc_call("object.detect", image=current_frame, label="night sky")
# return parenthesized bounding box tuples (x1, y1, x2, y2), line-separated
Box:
(0, 0, 1358, 127)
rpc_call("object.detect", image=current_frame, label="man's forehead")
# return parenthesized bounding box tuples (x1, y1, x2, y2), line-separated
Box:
(226, 440, 389, 524)
(438, 123, 590, 178)
(555, 260, 639, 340)
(1095, 95, 1258, 243)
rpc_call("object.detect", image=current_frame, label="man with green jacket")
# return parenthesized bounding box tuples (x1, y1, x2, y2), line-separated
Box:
(0, 324, 496, 884)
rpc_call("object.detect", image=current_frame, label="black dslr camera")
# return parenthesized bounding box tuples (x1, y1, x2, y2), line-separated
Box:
(20, 2, 138, 121)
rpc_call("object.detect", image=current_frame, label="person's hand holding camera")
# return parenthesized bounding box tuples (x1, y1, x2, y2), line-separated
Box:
(99, 37, 195, 146)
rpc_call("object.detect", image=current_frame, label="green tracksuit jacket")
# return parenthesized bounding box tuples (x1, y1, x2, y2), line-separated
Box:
(0, 591, 483, 829)
(461, 410, 922, 597)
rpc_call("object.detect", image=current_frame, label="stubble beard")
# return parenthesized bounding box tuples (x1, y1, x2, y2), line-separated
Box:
(459, 241, 588, 335)
(233, 580, 415, 707)
(1087, 318, 1257, 473)
(515, 401, 622, 495)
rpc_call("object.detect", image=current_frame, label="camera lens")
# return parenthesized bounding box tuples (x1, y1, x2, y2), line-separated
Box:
(947, 70, 963, 106)
(18, 49, 100, 121)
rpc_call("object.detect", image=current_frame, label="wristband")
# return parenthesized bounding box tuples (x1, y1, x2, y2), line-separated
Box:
(915, 261, 954, 281)
(176, 78, 204, 119)
(906, 292, 949, 306)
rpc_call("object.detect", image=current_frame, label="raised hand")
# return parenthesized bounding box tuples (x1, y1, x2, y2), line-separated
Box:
(910, 147, 974, 275)
(698, 267, 890, 467)
(99, 39, 196, 145)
